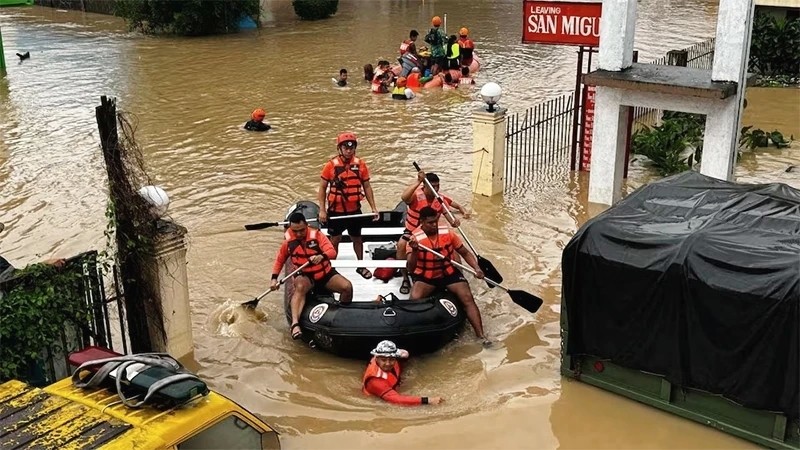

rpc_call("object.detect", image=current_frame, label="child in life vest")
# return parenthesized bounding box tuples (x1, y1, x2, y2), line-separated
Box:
(442, 73, 458, 90)
(459, 67, 475, 86)
(362, 340, 444, 406)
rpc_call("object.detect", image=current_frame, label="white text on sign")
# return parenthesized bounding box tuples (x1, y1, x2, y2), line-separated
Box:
(527, 14, 600, 39)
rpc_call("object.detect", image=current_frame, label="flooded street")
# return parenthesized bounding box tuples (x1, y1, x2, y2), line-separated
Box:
(1, 0, 795, 448)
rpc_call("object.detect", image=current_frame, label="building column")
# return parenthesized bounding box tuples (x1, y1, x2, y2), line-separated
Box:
(597, 0, 637, 71)
(701, 98, 739, 180)
(703, 0, 754, 181)
(146, 220, 194, 360)
(471, 108, 507, 197)
(588, 87, 630, 205)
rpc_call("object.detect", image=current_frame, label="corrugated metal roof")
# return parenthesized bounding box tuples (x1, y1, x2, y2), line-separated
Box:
(0, 381, 131, 449)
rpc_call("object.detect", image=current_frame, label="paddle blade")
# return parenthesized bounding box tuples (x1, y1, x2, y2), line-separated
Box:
(241, 298, 259, 309)
(478, 255, 503, 288)
(508, 289, 543, 313)
(244, 222, 279, 231)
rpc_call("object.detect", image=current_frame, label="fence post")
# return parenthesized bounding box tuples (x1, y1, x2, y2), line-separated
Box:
(471, 107, 507, 197)
(0, 26, 6, 72)
(667, 50, 688, 67)
(144, 220, 194, 360)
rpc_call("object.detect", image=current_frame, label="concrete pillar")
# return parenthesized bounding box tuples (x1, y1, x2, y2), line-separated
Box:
(598, 0, 637, 71)
(471, 108, 507, 197)
(146, 220, 194, 360)
(712, 0, 755, 82)
(588, 87, 630, 205)
(701, 98, 739, 180)
(705, 0, 753, 181)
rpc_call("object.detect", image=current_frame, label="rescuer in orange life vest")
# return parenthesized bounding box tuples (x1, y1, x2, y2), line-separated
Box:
(270, 212, 353, 340)
(362, 340, 444, 406)
(317, 132, 379, 280)
(406, 206, 488, 344)
(396, 170, 470, 295)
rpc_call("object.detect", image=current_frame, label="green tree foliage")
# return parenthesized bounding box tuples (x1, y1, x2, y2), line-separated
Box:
(749, 11, 800, 79)
(292, 0, 338, 20)
(0, 262, 91, 382)
(115, 0, 260, 36)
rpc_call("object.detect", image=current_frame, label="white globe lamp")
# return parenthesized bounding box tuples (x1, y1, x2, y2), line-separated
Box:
(138, 185, 170, 218)
(480, 82, 503, 113)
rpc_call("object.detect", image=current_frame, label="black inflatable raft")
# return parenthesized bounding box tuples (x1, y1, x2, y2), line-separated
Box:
(282, 201, 466, 359)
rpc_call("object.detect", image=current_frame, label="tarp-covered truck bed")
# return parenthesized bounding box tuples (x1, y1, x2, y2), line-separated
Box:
(561, 172, 799, 449)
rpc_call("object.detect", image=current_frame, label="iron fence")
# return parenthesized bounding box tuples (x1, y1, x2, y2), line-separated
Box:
(0, 251, 128, 386)
(505, 92, 575, 186)
(632, 37, 716, 125)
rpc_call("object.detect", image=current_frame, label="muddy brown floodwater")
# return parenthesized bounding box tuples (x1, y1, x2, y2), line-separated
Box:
(1, 1, 795, 448)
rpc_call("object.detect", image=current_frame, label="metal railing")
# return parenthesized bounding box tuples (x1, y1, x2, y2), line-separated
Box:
(0, 251, 129, 386)
(505, 92, 575, 186)
(632, 38, 716, 125)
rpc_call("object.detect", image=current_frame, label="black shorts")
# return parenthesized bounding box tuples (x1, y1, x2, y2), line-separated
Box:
(296, 269, 339, 293)
(327, 208, 363, 237)
(412, 270, 467, 290)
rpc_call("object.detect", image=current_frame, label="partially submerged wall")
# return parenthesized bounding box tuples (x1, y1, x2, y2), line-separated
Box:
(33, 0, 116, 15)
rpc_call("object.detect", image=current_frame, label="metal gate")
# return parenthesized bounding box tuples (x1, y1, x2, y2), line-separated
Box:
(0, 251, 129, 385)
(504, 92, 575, 186)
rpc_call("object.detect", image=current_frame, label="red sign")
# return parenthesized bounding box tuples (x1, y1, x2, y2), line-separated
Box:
(580, 85, 596, 172)
(522, 1, 602, 46)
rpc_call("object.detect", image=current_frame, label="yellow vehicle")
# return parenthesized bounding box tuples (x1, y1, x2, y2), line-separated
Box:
(0, 352, 280, 450)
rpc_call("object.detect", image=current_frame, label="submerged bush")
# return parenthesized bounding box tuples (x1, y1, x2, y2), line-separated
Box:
(632, 112, 705, 176)
(116, 0, 260, 36)
(292, 0, 338, 20)
(749, 11, 800, 79)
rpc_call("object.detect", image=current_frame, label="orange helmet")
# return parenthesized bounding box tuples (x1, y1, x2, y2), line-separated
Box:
(432, 16, 442, 26)
(459, 27, 469, 36)
(337, 132, 358, 147)
(251, 108, 266, 120)
(396, 77, 407, 88)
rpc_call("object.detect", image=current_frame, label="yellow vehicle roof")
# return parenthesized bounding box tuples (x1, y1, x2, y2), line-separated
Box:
(0, 378, 274, 449)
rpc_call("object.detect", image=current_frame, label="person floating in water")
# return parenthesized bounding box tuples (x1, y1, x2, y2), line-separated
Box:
(244, 108, 271, 132)
(335, 68, 348, 87)
(362, 340, 444, 406)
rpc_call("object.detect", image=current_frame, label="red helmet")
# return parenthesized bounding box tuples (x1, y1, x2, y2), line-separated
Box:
(337, 132, 358, 147)
(373, 259, 398, 282)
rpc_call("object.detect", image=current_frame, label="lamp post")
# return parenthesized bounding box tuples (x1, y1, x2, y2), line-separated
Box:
(473, 82, 506, 196)
(479, 82, 502, 113)
(138, 185, 170, 219)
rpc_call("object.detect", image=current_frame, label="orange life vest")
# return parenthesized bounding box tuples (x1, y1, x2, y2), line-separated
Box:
(362, 357, 402, 396)
(327, 156, 366, 213)
(284, 228, 332, 281)
(407, 73, 421, 89)
(457, 37, 475, 63)
(405, 187, 449, 231)
(399, 39, 414, 55)
(411, 227, 457, 279)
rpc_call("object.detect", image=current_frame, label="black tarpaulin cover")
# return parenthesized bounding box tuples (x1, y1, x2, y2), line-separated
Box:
(562, 171, 799, 417)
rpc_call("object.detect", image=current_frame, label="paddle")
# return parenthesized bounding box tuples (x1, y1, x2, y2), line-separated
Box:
(412, 161, 504, 287)
(241, 262, 310, 308)
(414, 242, 543, 314)
(244, 212, 376, 231)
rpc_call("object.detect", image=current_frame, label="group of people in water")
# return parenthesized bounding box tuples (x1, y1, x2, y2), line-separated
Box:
(265, 131, 489, 405)
(347, 16, 479, 99)
(243, 16, 478, 131)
